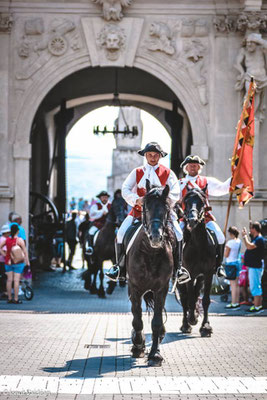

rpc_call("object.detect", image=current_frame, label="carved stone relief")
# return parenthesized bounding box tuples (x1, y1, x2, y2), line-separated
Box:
(234, 33, 267, 122)
(147, 22, 175, 55)
(15, 17, 82, 80)
(181, 18, 209, 37)
(213, 15, 236, 34)
(213, 12, 267, 34)
(183, 39, 208, 105)
(92, 0, 132, 21)
(82, 17, 143, 67)
(24, 18, 44, 35)
(140, 18, 210, 105)
(0, 13, 13, 33)
(96, 23, 126, 60)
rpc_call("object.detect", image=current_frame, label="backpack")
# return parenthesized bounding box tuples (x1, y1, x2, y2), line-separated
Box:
(10, 239, 25, 264)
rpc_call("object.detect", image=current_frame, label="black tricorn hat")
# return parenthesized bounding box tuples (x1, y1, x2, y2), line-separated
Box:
(96, 191, 110, 198)
(180, 155, 206, 168)
(138, 142, 167, 157)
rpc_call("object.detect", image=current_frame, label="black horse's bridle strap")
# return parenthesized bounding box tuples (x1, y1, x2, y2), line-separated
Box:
(142, 203, 167, 236)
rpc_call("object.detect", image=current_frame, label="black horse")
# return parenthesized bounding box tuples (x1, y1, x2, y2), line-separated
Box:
(82, 196, 127, 297)
(178, 187, 216, 337)
(127, 181, 176, 367)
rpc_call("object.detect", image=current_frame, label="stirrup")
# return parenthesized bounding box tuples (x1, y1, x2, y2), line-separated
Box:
(177, 274, 191, 285)
(216, 266, 226, 279)
(86, 246, 94, 256)
(105, 266, 120, 282)
(177, 266, 191, 285)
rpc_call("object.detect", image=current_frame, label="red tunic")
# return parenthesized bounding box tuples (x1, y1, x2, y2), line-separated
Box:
(130, 165, 170, 219)
(180, 175, 215, 223)
(92, 203, 111, 230)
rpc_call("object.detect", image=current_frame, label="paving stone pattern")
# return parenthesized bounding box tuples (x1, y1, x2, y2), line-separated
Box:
(0, 268, 266, 399)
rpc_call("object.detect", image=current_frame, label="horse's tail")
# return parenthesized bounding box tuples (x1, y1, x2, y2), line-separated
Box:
(143, 291, 154, 312)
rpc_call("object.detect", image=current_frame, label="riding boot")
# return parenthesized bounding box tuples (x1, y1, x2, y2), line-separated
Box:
(175, 240, 191, 285)
(215, 244, 226, 278)
(86, 234, 94, 256)
(105, 243, 125, 282)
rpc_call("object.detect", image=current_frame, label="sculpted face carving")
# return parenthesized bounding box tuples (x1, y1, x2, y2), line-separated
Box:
(106, 32, 120, 49)
(92, 0, 132, 21)
(97, 24, 126, 60)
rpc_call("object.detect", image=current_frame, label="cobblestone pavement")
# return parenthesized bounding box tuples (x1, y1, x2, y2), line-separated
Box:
(0, 262, 266, 400)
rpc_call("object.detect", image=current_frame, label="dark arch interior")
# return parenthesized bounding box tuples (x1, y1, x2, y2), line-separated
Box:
(30, 66, 193, 214)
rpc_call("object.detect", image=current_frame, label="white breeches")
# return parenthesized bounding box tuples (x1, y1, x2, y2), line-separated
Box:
(179, 220, 225, 244)
(117, 215, 134, 244)
(170, 212, 183, 242)
(116, 214, 183, 244)
(89, 225, 98, 235)
(206, 221, 225, 244)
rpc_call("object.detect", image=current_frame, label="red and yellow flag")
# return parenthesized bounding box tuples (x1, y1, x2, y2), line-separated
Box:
(230, 78, 256, 208)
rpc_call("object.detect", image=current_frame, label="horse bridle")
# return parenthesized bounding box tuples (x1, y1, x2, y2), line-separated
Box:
(183, 191, 206, 225)
(142, 202, 168, 238)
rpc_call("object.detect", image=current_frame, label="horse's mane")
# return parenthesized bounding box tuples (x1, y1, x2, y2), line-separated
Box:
(145, 186, 171, 210)
(183, 187, 207, 205)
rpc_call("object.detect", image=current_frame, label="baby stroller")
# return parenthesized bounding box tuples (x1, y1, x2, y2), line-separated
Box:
(20, 265, 34, 300)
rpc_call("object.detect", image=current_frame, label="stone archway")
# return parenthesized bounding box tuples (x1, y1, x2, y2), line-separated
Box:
(12, 57, 209, 234)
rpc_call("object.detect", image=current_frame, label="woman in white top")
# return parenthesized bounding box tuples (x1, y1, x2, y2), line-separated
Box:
(224, 226, 241, 309)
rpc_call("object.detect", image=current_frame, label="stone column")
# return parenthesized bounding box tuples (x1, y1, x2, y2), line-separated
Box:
(107, 107, 143, 194)
(0, 13, 13, 226)
(13, 142, 31, 239)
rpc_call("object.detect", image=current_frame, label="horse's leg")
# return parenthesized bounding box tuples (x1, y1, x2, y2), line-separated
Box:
(130, 288, 145, 358)
(187, 280, 199, 326)
(200, 273, 213, 337)
(84, 270, 92, 291)
(178, 283, 192, 333)
(97, 261, 106, 298)
(90, 263, 98, 294)
(148, 286, 168, 367)
(106, 257, 117, 295)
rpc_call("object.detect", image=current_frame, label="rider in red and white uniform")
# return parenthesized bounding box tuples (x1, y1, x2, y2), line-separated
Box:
(179, 155, 231, 277)
(87, 191, 111, 254)
(106, 142, 190, 284)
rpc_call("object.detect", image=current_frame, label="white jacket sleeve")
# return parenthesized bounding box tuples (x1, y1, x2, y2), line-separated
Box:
(122, 169, 139, 207)
(167, 170, 180, 207)
(207, 177, 231, 196)
(90, 204, 107, 220)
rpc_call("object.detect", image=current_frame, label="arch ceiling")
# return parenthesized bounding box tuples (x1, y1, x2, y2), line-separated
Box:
(40, 66, 184, 113)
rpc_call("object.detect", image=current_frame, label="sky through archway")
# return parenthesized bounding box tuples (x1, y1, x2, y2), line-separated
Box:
(66, 106, 171, 207)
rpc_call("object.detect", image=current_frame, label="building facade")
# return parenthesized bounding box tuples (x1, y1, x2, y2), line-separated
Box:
(0, 0, 267, 235)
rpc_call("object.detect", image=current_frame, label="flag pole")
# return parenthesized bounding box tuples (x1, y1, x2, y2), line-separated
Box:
(223, 192, 233, 236)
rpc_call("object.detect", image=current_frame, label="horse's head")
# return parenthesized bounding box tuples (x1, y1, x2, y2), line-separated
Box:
(183, 187, 206, 230)
(142, 180, 170, 248)
(109, 196, 128, 227)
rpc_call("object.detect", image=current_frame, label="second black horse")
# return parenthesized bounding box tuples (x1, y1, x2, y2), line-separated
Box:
(82, 196, 128, 297)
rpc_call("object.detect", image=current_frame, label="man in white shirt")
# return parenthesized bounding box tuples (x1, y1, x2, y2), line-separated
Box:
(106, 142, 190, 284)
(87, 191, 111, 255)
(179, 155, 231, 277)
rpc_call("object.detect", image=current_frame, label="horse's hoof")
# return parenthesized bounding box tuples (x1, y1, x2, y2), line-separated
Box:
(131, 347, 145, 358)
(84, 282, 91, 291)
(97, 289, 106, 298)
(89, 287, 97, 294)
(200, 323, 213, 337)
(180, 325, 192, 334)
(119, 280, 126, 287)
(188, 312, 198, 326)
(148, 352, 163, 367)
(188, 317, 198, 326)
(106, 281, 116, 295)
